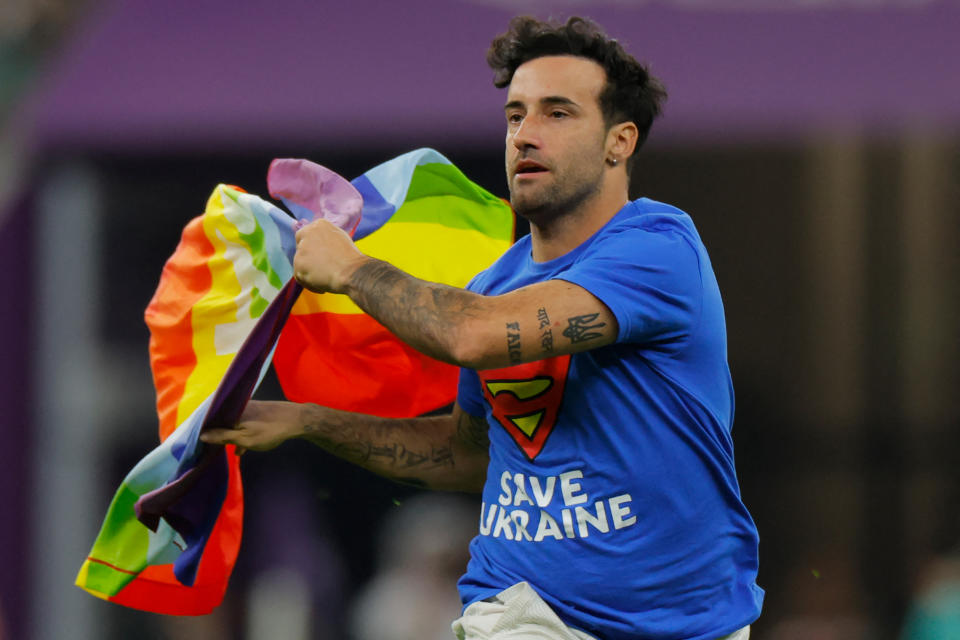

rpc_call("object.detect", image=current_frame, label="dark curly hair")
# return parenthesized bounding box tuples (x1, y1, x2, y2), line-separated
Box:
(487, 16, 667, 159)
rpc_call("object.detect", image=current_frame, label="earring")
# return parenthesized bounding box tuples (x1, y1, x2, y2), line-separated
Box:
(609, 158, 619, 166)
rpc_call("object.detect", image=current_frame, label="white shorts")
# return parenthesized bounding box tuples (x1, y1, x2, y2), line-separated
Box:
(451, 581, 750, 640)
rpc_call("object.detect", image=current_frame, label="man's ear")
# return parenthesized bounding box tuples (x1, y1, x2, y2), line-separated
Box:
(606, 121, 639, 164)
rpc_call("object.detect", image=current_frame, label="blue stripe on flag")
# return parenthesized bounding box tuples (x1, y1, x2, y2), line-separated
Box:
(351, 174, 395, 240)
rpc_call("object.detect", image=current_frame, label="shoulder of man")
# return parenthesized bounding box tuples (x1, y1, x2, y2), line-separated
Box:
(613, 197, 696, 234)
(586, 199, 704, 261)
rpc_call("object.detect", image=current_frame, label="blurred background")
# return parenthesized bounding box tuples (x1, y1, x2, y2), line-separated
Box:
(1, 0, 958, 638)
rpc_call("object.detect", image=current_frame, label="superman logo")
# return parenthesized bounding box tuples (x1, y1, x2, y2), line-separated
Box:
(479, 355, 571, 460)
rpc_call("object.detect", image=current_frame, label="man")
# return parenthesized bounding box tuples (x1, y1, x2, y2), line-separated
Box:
(202, 16, 763, 640)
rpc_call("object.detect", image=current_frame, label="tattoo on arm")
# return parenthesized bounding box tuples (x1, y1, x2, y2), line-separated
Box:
(562, 313, 606, 344)
(537, 307, 554, 354)
(319, 438, 454, 470)
(298, 405, 479, 490)
(302, 410, 454, 472)
(505, 322, 522, 364)
(346, 259, 484, 363)
(457, 410, 490, 452)
(368, 442, 453, 468)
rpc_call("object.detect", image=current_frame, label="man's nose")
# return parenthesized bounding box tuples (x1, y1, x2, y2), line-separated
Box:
(511, 116, 540, 150)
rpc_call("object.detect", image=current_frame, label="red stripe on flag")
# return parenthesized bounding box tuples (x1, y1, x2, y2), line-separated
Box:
(275, 313, 459, 417)
(86, 557, 139, 576)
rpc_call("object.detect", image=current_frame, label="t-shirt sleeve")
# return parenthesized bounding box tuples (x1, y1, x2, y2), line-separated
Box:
(558, 224, 702, 346)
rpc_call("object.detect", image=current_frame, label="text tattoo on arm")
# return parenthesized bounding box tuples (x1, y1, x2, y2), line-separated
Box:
(300, 407, 456, 489)
(562, 313, 606, 344)
(303, 421, 455, 470)
(367, 442, 454, 469)
(506, 322, 522, 364)
(537, 307, 554, 354)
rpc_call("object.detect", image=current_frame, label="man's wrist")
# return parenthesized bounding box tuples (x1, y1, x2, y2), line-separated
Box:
(339, 254, 380, 296)
(336, 253, 379, 296)
(296, 403, 324, 439)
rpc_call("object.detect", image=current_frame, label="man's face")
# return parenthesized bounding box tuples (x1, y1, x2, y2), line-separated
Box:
(504, 55, 609, 221)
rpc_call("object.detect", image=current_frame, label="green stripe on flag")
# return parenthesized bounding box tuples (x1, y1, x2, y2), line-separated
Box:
(393, 169, 513, 241)
(86, 484, 151, 586)
(221, 186, 286, 291)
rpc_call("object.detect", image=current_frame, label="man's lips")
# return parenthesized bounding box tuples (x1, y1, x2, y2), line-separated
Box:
(513, 159, 549, 177)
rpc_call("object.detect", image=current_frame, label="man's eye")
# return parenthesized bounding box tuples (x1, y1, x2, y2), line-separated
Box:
(551, 111, 568, 119)
(507, 114, 523, 124)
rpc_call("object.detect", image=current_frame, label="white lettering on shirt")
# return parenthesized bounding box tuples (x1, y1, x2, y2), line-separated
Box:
(559, 470, 588, 506)
(609, 493, 637, 530)
(483, 469, 636, 542)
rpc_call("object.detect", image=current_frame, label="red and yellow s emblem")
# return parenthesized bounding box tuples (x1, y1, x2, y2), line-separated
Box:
(479, 356, 571, 460)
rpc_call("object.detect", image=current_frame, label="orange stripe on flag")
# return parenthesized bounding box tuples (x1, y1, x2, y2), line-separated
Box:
(145, 216, 216, 440)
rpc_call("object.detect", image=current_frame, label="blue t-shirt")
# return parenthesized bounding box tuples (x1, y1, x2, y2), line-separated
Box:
(456, 198, 764, 640)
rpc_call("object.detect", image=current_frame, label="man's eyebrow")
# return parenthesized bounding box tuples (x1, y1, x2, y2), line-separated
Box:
(504, 96, 580, 112)
(541, 96, 578, 108)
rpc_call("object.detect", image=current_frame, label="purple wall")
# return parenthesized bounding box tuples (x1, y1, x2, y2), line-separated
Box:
(24, 0, 960, 152)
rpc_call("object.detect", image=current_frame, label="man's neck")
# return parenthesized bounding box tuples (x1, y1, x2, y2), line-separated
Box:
(529, 185, 629, 263)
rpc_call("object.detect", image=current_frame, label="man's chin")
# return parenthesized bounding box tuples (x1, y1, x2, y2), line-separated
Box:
(510, 198, 554, 222)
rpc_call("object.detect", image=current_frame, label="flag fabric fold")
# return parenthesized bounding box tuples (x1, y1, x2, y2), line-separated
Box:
(77, 149, 513, 614)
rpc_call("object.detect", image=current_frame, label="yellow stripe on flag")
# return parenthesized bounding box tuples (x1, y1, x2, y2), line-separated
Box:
(178, 188, 251, 425)
(75, 560, 111, 601)
(291, 221, 510, 316)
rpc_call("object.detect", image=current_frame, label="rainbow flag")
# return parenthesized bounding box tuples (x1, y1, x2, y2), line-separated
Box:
(275, 148, 514, 416)
(76, 149, 513, 614)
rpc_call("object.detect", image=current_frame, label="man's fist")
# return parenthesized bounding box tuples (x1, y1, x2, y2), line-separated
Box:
(292, 218, 370, 294)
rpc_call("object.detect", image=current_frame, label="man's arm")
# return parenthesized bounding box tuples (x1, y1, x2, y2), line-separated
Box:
(293, 219, 618, 370)
(201, 400, 490, 492)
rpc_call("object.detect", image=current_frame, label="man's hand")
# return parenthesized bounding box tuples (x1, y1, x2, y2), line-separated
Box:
(200, 400, 304, 452)
(293, 219, 370, 294)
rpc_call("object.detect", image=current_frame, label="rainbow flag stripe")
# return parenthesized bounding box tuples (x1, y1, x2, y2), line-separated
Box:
(275, 149, 514, 416)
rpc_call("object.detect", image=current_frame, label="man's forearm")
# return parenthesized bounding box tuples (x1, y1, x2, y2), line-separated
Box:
(298, 403, 487, 492)
(344, 258, 485, 367)
(340, 258, 619, 370)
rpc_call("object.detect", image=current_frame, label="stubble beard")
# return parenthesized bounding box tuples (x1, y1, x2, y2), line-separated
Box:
(509, 161, 604, 227)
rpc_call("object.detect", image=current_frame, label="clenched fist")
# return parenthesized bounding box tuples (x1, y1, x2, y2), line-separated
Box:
(292, 218, 370, 294)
